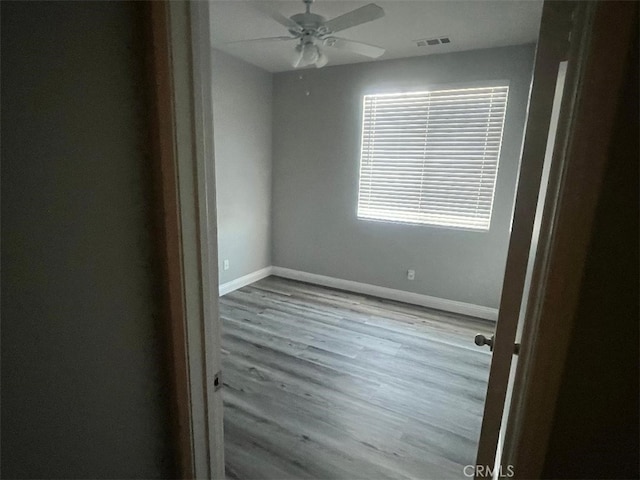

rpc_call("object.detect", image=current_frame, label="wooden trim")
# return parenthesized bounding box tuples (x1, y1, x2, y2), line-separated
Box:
(144, 2, 194, 477)
(165, 1, 225, 476)
(186, 1, 226, 475)
(503, 2, 637, 477)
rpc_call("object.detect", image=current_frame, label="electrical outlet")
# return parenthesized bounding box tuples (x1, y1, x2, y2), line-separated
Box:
(223, 259, 229, 271)
(407, 269, 415, 281)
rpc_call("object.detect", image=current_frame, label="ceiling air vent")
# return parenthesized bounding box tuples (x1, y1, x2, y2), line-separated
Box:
(415, 36, 451, 47)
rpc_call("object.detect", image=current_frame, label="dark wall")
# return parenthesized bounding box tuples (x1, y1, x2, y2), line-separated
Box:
(542, 16, 639, 480)
(1, 2, 174, 477)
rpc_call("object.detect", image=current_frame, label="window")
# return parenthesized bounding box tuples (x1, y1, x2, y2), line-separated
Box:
(357, 86, 509, 230)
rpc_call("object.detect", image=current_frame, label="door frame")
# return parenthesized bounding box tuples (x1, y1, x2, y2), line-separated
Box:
(500, 2, 636, 477)
(146, 1, 636, 478)
(476, 1, 637, 476)
(145, 1, 224, 478)
(475, 1, 584, 473)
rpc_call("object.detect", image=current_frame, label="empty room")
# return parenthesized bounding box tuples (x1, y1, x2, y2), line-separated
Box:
(210, 1, 542, 478)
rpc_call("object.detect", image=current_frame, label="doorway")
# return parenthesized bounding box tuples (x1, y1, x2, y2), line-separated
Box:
(148, 1, 628, 478)
(209, 1, 542, 478)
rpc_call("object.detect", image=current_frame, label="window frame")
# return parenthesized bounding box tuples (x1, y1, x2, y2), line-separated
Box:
(355, 82, 511, 232)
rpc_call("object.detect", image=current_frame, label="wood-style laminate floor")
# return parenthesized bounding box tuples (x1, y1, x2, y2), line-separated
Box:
(220, 276, 493, 480)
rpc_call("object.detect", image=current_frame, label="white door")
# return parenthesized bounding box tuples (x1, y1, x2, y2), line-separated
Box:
(473, 1, 590, 477)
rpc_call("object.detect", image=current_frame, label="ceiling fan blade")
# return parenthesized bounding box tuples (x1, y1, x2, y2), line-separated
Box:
(226, 36, 297, 45)
(253, 4, 303, 33)
(324, 37, 385, 58)
(324, 3, 385, 33)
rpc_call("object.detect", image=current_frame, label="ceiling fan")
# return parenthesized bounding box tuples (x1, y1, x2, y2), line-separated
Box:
(229, 0, 386, 69)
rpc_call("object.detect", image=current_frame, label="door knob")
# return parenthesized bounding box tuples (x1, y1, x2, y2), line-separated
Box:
(474, 333, 494, 351)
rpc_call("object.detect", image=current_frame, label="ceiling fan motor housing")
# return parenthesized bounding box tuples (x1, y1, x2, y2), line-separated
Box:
(289, 13, 329, 38)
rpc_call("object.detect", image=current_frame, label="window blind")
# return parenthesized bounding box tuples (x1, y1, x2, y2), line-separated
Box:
(357, 86, 509, 230)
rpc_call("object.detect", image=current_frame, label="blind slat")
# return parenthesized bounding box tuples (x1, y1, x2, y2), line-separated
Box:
(357, 86, 508, 230)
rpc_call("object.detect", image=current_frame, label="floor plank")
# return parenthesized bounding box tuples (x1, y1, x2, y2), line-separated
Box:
(221, 276, 493, 480)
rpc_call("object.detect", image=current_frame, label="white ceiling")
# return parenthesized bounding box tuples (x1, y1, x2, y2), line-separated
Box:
(210, 0, 543, 73)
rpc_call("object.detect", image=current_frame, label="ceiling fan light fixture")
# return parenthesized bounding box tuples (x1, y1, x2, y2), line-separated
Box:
(315, 51, 328, 68)
(293, 42, 326, 69)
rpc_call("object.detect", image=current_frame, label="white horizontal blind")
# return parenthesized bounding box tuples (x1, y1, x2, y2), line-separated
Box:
(357, 86, 509, 230)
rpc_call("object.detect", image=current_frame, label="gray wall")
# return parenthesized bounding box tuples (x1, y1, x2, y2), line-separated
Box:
(271, 45, 535, 309)
(1, 2, 173, 477)
(212, 49, 272, 285)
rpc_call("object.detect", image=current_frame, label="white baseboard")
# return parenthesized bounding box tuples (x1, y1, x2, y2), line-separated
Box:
(270, 266, 498, 321)
(219, 266, 273, 296)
